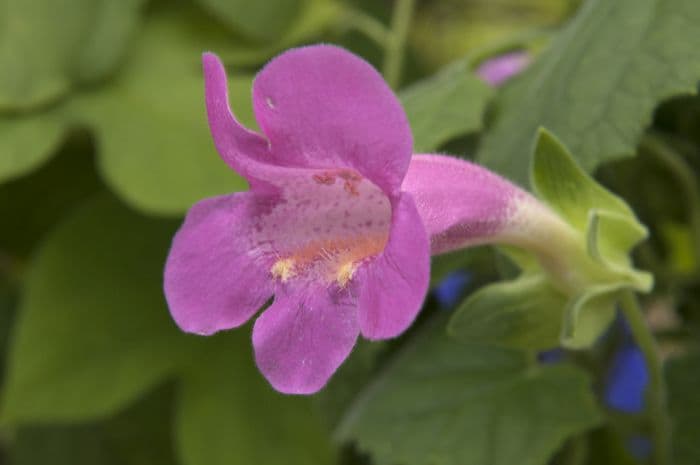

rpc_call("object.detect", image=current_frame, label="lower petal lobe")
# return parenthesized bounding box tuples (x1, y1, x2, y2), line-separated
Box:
(164, 193, 273, 335)
(357, 193, 430, 340)
(252, 284, 359, 394)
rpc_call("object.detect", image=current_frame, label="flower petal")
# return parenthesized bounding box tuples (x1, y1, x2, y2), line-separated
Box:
(252, 285, 359, 394)
(357, 193, 430, 339)
(203, 53, 279, 182)
(402, 154, 529, 254)
(476, 51, 530, 86)
(164, 193, 273, 335)
(252, 45, 412, 195)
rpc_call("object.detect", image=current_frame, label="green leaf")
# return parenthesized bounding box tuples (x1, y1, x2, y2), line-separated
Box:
(220, 0, 341, 67)
(0, 111, 66, 184)
(400, 60, 493, 152)
(666, 352, 700, 465)
(1, 193, 195, 423)
(72, 0, 147, 84)
(195, 0, 302, 42)
(0, 0, 146, 110)
(72, 6, 250, 215)
(313, 340, 385, 429)
(0, 136, 101, 257)
(531, 129, 636, 230)
(584, 427, 639, 465)
(448, 274, 567, 350)
(478, 0, 700, 185)
(176, 331, 336, 465)
(13, 384, 178, 465)
(560, 285, 620, 349)
(430, 248, 495, 287)
(336, 318, 602, 465)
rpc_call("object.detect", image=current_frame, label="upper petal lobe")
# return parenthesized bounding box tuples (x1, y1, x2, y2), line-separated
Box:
(203, 53, 278, 183)
(252, 45, 413, 195)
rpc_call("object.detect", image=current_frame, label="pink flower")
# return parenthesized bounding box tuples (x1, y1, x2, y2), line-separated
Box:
(476, 51, 530, 86)
(164, 46, 430, 394)
(164, 45, 539, 394)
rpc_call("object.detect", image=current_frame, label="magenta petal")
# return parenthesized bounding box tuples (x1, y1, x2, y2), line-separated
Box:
(252, 45, 412, 195)
(164, 193, 273, 335)
(252, 286, 359, 394)
(402, 154, 527, 255)
(357, 193, 430, 339)
(203, 53, 279, 181)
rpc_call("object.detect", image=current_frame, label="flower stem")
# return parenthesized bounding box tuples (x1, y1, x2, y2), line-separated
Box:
(619, 290, 671, 465)
(383, 0, 416, 89)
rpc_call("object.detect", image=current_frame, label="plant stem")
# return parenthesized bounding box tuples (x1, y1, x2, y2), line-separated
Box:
(341, 7, 391, 46)
(383, 0, 416, 89)
(619, 290, 671, 465)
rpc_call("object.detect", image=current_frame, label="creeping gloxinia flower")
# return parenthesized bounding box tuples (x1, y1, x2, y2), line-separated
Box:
(164, 46, 430, 394)
(475, 51, 530, 86)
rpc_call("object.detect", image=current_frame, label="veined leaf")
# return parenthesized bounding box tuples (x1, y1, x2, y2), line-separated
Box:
(479, 0, 700, 185)
(336, 318, 602, 465)
(400, 59, 493, 152)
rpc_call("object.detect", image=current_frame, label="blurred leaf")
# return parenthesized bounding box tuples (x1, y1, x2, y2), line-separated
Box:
(196, 0, 301, 42)
(448, 274, 566, 351)
(430, 248, 495, 287)
(73, 0, 147, 83)
(478, 0, 700, 186)
(0, 0, 146, 110)
(13, 424, 113, 465)
(13, 384, 177, 465)
(175, 331, 336, 465)
(72, 5, 251, 216)
(400, 59, 493, 152)
(660, 221, 696, 275)
(666, 352, 700, 465)
(0, 134, 101, 257)
(1, 193, 195, 423)
(410, 0, 571, 69)
(0, 276, 17, 387)
(336, 318, 602, 465)
(221, 0, 341, 67)
(0, 110, 66, 184)
(584, 427, 639, 465)
(313, 340, 384, 429)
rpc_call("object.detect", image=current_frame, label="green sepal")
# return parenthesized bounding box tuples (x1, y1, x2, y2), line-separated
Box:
(448, 274, 567, 351)
(531, 129, 652, 295)
(560, 284, 622, 349)
(586, 209, 653, 291)
(531, 128, 636, 230)
(525, 129, 653, 348)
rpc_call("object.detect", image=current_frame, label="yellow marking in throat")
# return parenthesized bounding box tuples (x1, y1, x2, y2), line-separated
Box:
(271, 258, 295, 282)
(337, 262, 357, 287)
